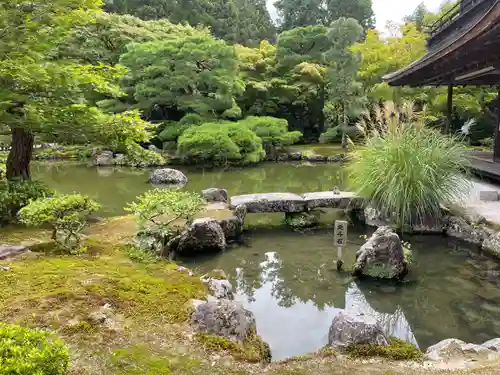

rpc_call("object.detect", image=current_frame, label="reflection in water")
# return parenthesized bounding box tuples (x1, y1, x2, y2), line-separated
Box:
(345, 282, 418, 348)
(31, 162, 500, 360)
(182, 229, 500, 361)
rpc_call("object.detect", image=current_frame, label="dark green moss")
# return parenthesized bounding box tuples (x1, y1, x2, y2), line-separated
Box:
(195, 331, 271, 363)
(345, 337, 423, 361)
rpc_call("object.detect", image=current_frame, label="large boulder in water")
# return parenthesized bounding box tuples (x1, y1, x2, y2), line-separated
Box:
(93, 151, 114, 166)
(149, 168, 187, 185)
(176, 218, 226, 255)
(191, 299, 256, 342)
(328, 311, 389, 350)
(202, 188, 229, 203)
(354, 226, 408, 280)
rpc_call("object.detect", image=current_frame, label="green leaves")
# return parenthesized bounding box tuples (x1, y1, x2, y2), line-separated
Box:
(18, 194, 101, 247)
(348, 102, 471, 228)
(177, 122, 265, 165)
(119, 35, 242, 117)
(126, 189, 204, 235)
(0, 323, 69, 375)
(103, 0, 275, 45)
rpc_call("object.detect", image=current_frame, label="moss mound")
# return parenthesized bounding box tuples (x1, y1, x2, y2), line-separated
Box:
(345, 337, 423, 361)
(195, 331, 271, 363)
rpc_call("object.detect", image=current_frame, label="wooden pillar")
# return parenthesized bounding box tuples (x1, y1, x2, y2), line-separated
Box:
(494, 87, 500, 162)
(446, 85, 453, 134)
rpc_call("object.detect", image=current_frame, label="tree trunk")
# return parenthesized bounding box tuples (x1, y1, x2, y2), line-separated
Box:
(6, 127, 34, 181)
(445, 85, 453, 134)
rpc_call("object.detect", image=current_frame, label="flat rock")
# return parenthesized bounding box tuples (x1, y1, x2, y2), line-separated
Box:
(482, 338, 500, 351)
(230, 193, 306, 213)
(447, 216, 489, 246)
(425, 338, 500, 363)
(479, 191, 499, 202)
(202, 188, 229, 203)
(0, 245, 27, 260)
(302, 191, 360, 210)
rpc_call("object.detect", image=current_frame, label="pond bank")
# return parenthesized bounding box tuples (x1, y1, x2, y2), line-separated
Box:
(1, 222, 500, 374)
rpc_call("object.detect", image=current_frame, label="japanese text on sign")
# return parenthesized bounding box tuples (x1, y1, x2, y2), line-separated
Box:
(334, 220, 347, 247)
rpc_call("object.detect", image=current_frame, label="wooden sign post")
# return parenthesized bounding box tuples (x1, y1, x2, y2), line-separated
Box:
(334, 220, 348, 271)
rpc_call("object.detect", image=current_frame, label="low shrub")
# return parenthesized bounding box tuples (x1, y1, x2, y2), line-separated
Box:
(0, 323, 70, 375)
(319, 127, 340, 144)
(157, 114, 206, 144)
(238, 116, 302, 152)
(124, 142, 166, 167)
(18, 194, 101, 249)
(158, 123, 192, 143)
(0, 180, 53, 223)
(349, 101, 471, 228)
(177, 122, 265, 165)
(33, 145, 95, 161)
(126, 189, 204, 256)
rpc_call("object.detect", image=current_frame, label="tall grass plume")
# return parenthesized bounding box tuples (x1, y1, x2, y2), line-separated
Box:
(348, 101, 471, 228)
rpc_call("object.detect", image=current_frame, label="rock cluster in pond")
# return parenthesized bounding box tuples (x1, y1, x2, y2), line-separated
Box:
(269, 151, 347, 163)
(149, 168, 188, 185)
(328, 311, 389, 350)
(93, 150, 164, 167)
(354, 226, 408, 280)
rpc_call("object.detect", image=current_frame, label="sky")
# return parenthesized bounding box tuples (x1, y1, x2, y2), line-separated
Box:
(266, 0, 442, 31)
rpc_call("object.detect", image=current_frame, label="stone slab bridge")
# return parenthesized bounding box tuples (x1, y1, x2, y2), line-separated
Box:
(229, 192, 362, 213)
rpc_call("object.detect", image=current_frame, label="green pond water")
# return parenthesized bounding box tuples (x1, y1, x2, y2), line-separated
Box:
(32, 162, 500, 361)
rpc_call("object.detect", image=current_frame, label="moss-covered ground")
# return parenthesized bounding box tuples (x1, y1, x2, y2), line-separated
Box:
(1, 219, 499, 375)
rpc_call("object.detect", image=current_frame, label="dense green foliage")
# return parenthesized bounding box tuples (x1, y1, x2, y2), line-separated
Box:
(0, 323, 69, 375)
(103, 0, 275, 45)
(239, 116, 302, 151)
(348, 103, 471, 228)
(118, 35, 243, 120)
(1, 0, 494, 179)
(126, 189, 204, 255)
(0, 181, 53, 223)
(274, 0, 374, 31)
(18, 194, 101, 248)
(177, 122, 266, 164)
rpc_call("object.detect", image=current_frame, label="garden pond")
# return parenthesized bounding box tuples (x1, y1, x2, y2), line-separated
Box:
(32, 162, 500, 361)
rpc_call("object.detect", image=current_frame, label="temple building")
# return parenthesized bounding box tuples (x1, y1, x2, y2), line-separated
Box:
(384, 0, 500, 170)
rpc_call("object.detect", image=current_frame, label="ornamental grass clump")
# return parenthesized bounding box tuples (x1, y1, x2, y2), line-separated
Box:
(348, 101, 471, 228)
